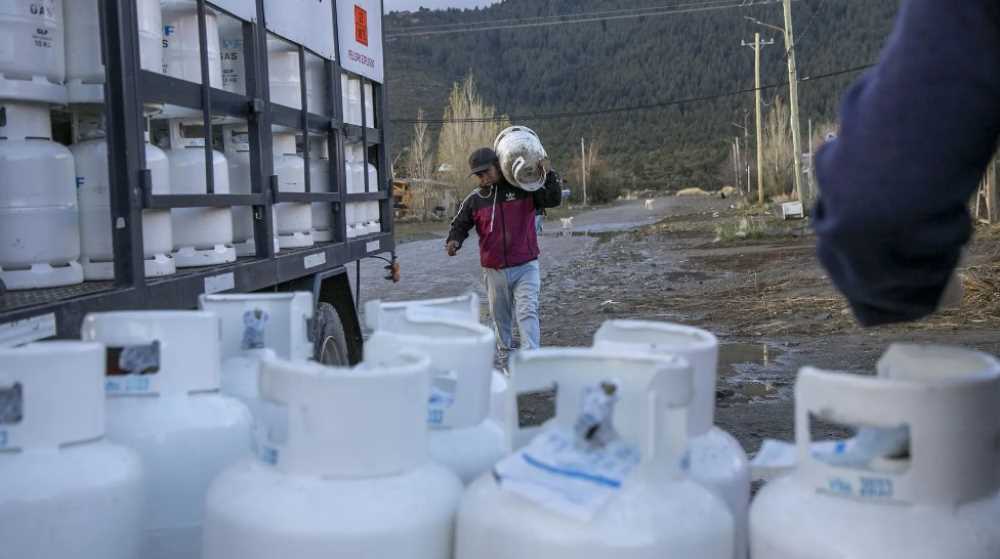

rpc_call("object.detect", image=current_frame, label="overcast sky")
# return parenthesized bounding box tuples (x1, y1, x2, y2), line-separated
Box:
(383, 0, 500, 13)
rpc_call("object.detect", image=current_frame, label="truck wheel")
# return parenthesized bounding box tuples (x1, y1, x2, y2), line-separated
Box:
(314, 302, 350, 366)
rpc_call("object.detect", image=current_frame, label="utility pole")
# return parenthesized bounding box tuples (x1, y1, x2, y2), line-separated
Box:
(580, 137, 588, 207)
(742, 33, 773, 205)
(783, 0, 805, 206)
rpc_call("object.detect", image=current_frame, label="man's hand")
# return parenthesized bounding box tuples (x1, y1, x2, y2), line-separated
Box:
(446, 240, 460, 256)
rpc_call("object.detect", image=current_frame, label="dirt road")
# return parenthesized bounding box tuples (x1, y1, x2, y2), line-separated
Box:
(356, 195, 1000, 456)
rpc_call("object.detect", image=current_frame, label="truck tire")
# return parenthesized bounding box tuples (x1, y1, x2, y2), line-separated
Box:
(314, 302, 350, 366)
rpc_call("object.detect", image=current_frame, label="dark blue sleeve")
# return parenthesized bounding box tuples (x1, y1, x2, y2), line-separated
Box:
(813, 0, 1000, 326)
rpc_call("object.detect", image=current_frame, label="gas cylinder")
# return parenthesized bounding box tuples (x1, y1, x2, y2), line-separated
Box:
(63, 0, 165, 113)
(81, 310, 253, 559)
(161, 0, 222, 87)
(308, 136, 333, 241)
(365, 202, 380, 235)
(456, 348, 734, 559)
(167, 120, 237, 267)
(267, 38, 301, 109)
(65, 0, 162, 103)
(0, 0, 66, 104)
(344, 142, 364, 194)
(72, 111, 175, 280)
(218, 18, 245, 95)
(202, 352, 463, 559)
(0, 342, 144, 559)
(345, 203, 359, 238)
(199, 291, 314, 451)
(364, 292, 480, 331)
(159, 0, 222, 120)
(222, 126, 278, 257)
(363, 292, 512, 445)
(64, 0, 103, 103)
(344, 75, 362, 125)
(137, 0, 163, 74)
(366, 311, 506, 484)
(363, 82, 375, 127)
(751, 344, 1000, 559)
(593, 320, 750, 559)
(0, 101, 83, 289)
(367, 157, 379, 192)
(306, 55, 329, 116)
(272, 131, 313, 248)
(493, 126, 549, 191)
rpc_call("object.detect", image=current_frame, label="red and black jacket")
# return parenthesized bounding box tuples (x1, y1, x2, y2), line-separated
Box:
(448, 170, 563, 270)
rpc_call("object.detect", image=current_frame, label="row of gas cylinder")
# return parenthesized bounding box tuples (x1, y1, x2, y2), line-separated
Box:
(0, 0, 375, 117)
(3, 291, 999, 558)
(0, 0, 380, 290)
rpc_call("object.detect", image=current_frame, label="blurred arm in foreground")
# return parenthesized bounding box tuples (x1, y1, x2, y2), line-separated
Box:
(813, 0, 1000, 326)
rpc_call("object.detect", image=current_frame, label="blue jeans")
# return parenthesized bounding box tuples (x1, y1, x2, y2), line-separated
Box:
(482, 260, 541, 357)
(535, 213, 544, 235)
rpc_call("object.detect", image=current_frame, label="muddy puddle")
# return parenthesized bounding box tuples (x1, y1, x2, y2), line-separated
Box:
(718, 342, 784, 376)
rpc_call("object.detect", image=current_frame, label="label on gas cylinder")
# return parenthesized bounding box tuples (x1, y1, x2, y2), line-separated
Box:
(493, 427, 640, 522)
(427, 369, 457, 426)
(104, 342, 161, 395)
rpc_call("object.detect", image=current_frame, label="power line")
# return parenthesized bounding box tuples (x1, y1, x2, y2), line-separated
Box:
(387, 0, 742, 34)
(387, 1, 771, 38)
(391, 62, 873, 125)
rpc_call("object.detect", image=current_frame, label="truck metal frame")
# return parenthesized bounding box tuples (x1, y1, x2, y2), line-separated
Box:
(0, 0, 394, 359)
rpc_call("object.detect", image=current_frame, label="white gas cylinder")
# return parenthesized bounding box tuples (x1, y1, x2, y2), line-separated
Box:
(72, 112, 175, 280)
(308, 136, 333, 241)
(493, 126, 549, 191)
(200, 291, 313, 452)
(340, 73, 349, 122)
(456, 348, 734, 559)
(0, 0, 66, 104)
(305, 55, 329, 116)
(64, 0, 103, 103)
(202, 352, 463, 559)
(81, 310, 253, 559)
(272, 131, 313, 248)
(0, 342, 144, 559)
(363, 82, 375, 127)
(137, 0, 163, 74)
(0, 101, 83, 289)
(267, 38, 302, 109)
(218, 18, 245, 95)
(161, 0, 222, 87)
(65, 0, 163, 103)
(593, 320, 750, 559)
(367, 158, 379, 192)
(365, 201, 380, 235)
(344, 74, 362, 125)
(167, 120, 237, 267)
(363, 293, 512, 445)
(222, 126, 279, 257)
(363, 292, 480, 331)
(366, 311, 506, 484)
(751, 344, 1000, 559)
(345, 203, 358, 238)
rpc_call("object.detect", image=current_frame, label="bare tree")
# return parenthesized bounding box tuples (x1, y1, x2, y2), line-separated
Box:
(762, 96, 794, 199)
(405, 108, 432, 180)
(435, 74, 511, 189)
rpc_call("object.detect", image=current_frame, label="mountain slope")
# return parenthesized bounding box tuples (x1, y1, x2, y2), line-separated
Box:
(385, 0, 900, 189)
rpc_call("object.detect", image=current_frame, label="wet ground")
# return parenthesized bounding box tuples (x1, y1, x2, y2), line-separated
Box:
(357, 194, 1000, 457)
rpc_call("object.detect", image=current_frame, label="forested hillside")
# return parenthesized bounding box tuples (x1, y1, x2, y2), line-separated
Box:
(385, 0, 900, 189)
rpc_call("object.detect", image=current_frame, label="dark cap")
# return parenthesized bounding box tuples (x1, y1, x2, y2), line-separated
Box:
(468, 147, 499, 176)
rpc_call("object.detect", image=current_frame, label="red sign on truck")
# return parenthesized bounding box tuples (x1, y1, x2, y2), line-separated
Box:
(354, 5, 369, 46)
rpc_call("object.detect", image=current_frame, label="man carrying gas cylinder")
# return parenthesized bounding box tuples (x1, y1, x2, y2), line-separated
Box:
(446, 146, 563, 362)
